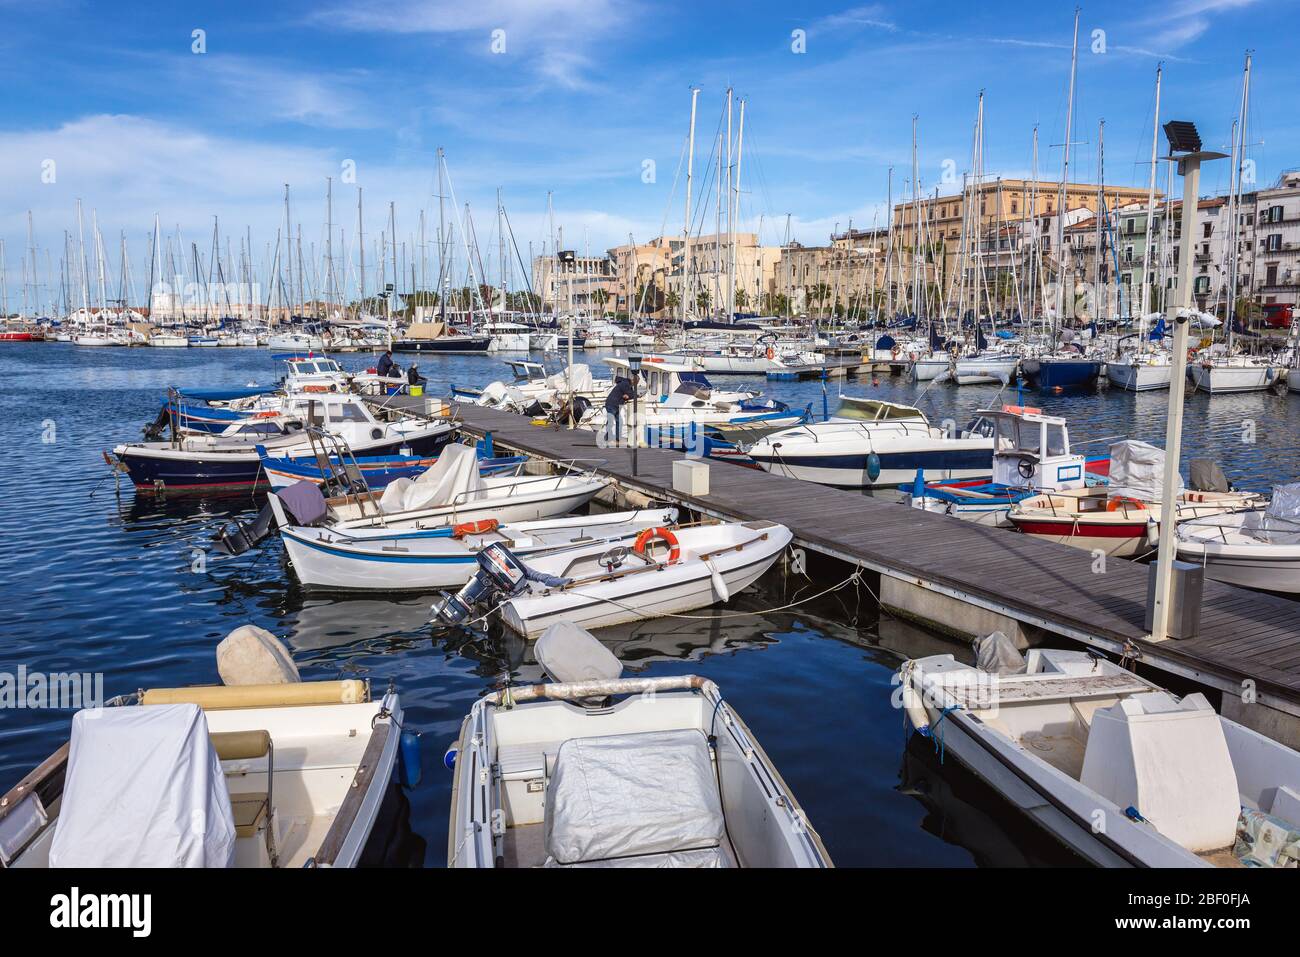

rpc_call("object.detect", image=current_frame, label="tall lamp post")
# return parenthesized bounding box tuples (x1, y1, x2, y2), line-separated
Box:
(1149, 121, 1226, 641)
(627, 353, 642, 475)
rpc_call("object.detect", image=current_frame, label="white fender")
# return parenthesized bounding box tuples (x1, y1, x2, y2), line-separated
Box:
(705, 558, 729, 602)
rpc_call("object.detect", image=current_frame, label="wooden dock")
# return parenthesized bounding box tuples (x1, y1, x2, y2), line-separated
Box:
(452, 404, 1300, 732)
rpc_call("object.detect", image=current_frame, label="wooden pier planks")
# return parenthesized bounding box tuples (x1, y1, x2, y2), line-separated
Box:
(453, 404, 1300, 709)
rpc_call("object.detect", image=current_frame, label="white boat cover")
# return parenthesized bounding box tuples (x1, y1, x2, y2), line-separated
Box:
(544, 730, 724, 866)
(380, 443, 483, 513)
(547, 364, 592, 394)
(1261, 484, 1300, 544)
(1108, 440, 1183, 502)
(975, 631, 1026, 675)
(50, 704, 237, 868)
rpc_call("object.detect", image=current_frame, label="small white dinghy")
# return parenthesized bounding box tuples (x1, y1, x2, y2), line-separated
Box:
(0, 626, 407, 869)
(277, 508, 679, 591)
(301, 444, 610, 536)
(900, 635, 1300, 868)
(1176, 483, 1300, 593)
(446, 621, 831, 868)
(436, 521, 792, 639)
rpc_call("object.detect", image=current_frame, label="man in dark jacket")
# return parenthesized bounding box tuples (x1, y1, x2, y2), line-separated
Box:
(376, 350, 398, 378)
(603, 375, 636, 446)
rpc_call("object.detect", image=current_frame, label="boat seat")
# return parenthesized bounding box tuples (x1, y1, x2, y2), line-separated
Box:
(212, 730, 278, 866)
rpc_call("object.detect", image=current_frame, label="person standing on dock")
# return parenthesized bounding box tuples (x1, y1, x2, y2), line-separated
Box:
(376, 349, 398, 379)
(603, 374, 636, 447)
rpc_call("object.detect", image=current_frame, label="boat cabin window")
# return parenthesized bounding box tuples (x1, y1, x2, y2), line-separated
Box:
(323, 402, 370, 423)
(1045, 423, 1068, 456)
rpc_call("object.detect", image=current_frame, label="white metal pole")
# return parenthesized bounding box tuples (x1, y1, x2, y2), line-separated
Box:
(1149, 156, 1203, 641)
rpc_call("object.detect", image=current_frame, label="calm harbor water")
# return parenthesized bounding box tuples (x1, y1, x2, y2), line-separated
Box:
(3, 342, 1297, 867)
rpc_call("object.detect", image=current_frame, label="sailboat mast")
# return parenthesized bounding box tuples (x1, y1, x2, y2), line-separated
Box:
(1055, 7, 1080, 341)
(1137, 65, 1162, 343)
(731, 97, 745, 321)
(683, 87, 700, 326)
(1226, 51, 1251, 351)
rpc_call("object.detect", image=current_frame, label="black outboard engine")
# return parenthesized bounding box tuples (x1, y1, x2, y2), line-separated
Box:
(433, 542, 530, 625)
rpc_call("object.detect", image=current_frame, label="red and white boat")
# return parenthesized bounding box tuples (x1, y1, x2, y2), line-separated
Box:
(1007, 441, 1262, 557)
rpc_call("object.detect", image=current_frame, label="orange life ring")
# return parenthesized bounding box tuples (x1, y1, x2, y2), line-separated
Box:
(303, 384, 329, 393)
(452, 518, 499, 538)
(1106, 497, 1147, 512)
(254, 410, 279, 419)
(766, 346, 775, 361)
(1187, 348, 1195, 361)
(633, 527, 681, 565)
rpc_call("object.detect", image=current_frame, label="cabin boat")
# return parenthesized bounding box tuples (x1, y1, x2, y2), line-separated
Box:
(595, 358, 801, 436)
(482, 322, 532, 353)
(489, 521, 792, 639)
(267, 331, 325, 352)
(1007, 440, 1262, 557)
(1105, 348, 1173, 392)
(111, 393, 458, 493)
(274, 508, 679, 591)
(1176, 484, 1300, 593)
(901, 642, 1300, 867)
(905, 404, 1105, 525)
(745, 397, 993, 489)
(446, 621, 831, 868)
(0, 640, 405, 869)
(952, 351, 1020, 385)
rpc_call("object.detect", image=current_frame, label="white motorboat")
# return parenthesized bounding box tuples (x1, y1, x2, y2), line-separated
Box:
(446, 621, 831, 868)
(0, 626, 407, 869)
(483, 321, 532, 352)
(268, 331, 326, 352)
(270, 444, 610, 538)
(900, 638, 1300, 867)
(1176, 483, 1300, 593)
(111, 393, 459, 493)
(745, 397, 993, 489)
(275, 508, 678, 591)
(480, 520, 792, 639)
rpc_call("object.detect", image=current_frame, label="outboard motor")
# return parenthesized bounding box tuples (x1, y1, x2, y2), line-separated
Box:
(432, 542, 530, 626)
(212, 480, 328, 556)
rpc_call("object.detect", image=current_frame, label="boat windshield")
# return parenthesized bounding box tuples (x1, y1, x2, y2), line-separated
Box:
(834, 399, 922, 422)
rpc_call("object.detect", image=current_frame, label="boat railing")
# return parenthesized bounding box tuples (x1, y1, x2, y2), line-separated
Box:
(484, 674, 718, 706)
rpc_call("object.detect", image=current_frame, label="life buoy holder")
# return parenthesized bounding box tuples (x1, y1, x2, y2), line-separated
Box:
(452, 518, 500, 538)
(1106, 497, 1147, 512)
(633, 527, 681, 565)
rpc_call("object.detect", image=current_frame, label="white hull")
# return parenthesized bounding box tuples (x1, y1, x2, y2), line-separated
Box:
(148, 335, 190, 348)
(1189, 362, 1277, 394)
(953, 357, 1018, 385)
(498, 522, 792, 638)
(1105, 359, 1172, 391)
(280, 509, 676, 591)
(911, 357, 950, 381)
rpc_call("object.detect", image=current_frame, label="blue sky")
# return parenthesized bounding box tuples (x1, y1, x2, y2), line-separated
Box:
(0, 0, 1296, 291)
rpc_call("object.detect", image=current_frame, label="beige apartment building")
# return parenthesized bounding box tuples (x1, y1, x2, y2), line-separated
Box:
(893, 179, 1154, 312)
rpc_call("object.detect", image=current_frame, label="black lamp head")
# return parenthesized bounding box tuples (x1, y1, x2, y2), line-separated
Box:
(1162, 120, 1202, 154)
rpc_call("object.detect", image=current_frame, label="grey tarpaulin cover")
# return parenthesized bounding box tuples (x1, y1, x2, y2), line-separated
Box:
(975, 631, 1027, 675)
(1108, 440, 1183, 502)
(1189, 458, 1230, 493)
(278, 480, 327, 526)
(534, 621, 623, 684)
(1261, 483, 1300, 544)
(544, 730, 724, 865)
(49, 704, 237, 867)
